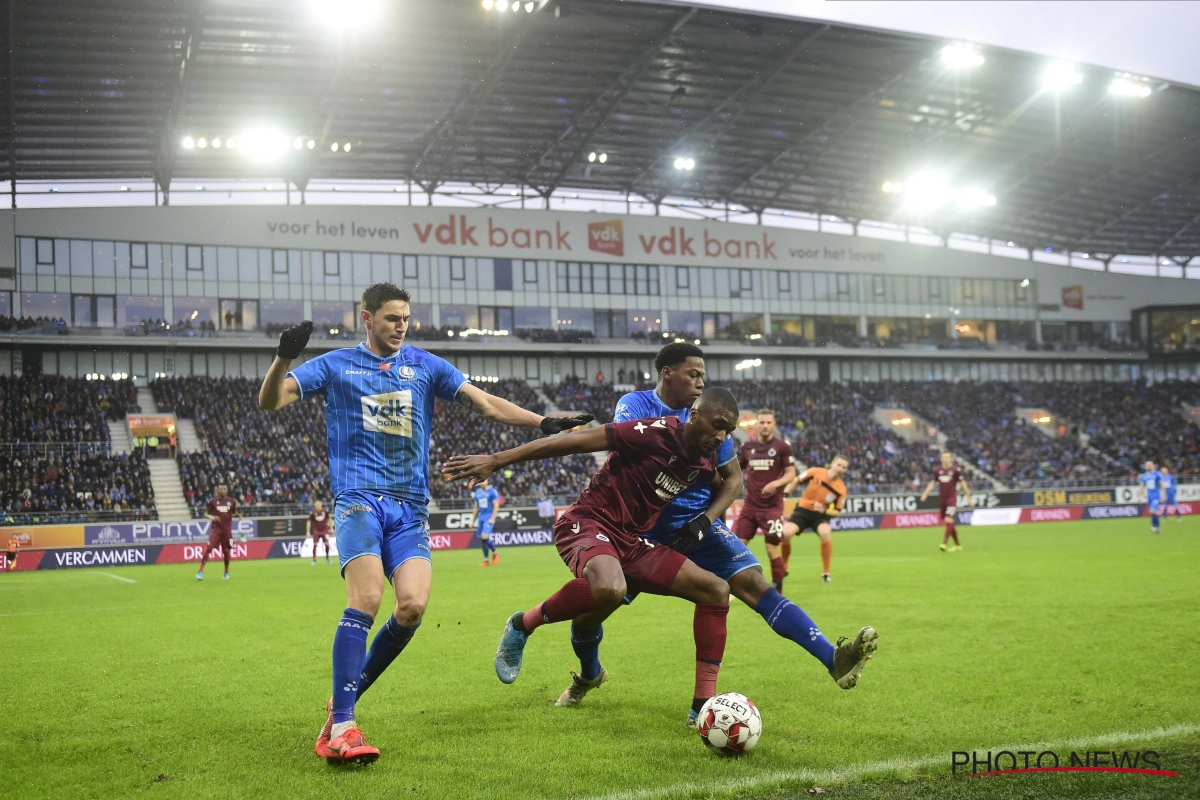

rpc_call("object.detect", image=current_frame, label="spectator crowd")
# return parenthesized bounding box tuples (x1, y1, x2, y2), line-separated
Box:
(1, 451, 154, 524)
(0, 375, 135, 444)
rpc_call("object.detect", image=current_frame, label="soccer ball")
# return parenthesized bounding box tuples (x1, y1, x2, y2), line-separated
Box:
(696, 693, 762, 755)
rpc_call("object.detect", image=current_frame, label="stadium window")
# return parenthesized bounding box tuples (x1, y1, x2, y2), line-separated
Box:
(525, 357, 540, 381)
(36, 238, 54, 265)
(523, 260, 538, 285)
(272, 249, 288, 274)
(777, 271, 790, 293)
(677, 267, 690, 291)
(404, 255, 419, 280)
(872, 275, 885, 296)
(323, 251, 339, 276)
(962, 280, 975, 300)
(739, 269, 753, 293)
(450, 257, 465, 282)
(591, 263, 608, 294)
(836, 273, 850, 296)
(131, 242, 148, 269)
(1015, 280, 1027, 301)
(186, 245, 203, 271)
(581, 262, 593, 293)
(648, 266, 660, 295)
(567, 262, 581, 293)
(927, 277, 940, 298)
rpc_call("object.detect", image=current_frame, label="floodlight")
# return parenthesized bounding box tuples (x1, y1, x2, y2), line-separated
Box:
(239, 129, 290, 161)
(588, 151, 596, 162)
(293, 137, 304, 150)
(331, 142, 339, 152)
(309, 0, 383, 32)
(212, 137, 222, 148)
(904, 172, 952, 210)
(957, 188, 997, 209)
(1043, 62, 1082, 92)
(226, 138, 236, 149)
(525, 1, 534, 10)
(598, 152, 607, 163)
(511, 1, 520, 10)
(482, 0, 493, 8)
(881, 180, 902, 193)
(1109, 76, 1152, 98)
(197, 137, 207, 148)
(343, 142, 351, 152)
(940, 43, 984, 69)
(182, 136, 195, 149)
(1020, 278, 1030, 288)
(307, 139, 315, 149)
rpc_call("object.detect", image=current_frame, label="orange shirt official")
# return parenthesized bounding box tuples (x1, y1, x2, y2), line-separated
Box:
(795, 467, 847, 514)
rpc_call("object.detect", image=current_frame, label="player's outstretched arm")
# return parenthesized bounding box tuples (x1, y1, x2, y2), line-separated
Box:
(454, 384, 593, 434)
(919, 480, 936, 502)
(783, 468, 811, 495)
(442, 425, 610, 488)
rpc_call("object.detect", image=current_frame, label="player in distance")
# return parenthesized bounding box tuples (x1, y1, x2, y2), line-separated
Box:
(197, 484, 239, 580)
(5, 534, 18, 572)
(474, 478, 502, 567)
(781, 456, 848, 583)
(733, 409, 796, 592)
(1159, 465, 1182, 522)
(1139, 460, 1163, 534)
(258, 282, 591, 765)
(309, 499, 334, 565)
(920, 452, 971, 551)
(444, 388, 741, 721)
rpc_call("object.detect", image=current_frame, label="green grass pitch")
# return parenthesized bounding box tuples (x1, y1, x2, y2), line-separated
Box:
(1, 518, 1197, 799)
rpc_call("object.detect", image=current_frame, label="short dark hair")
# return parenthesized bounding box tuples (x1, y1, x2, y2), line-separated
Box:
(361, 282, 412, 313)
(655, 342, 704, 373)
(697, 386, 739, 419)
(757, 408, 775, 417)
(831, 453, 850, 464)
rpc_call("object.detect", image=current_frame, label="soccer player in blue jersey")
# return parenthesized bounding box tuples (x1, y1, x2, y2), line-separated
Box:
(1159, 465, 1181, 522)
(474, 479, 502, 566)
(548, 342, 877, 722)
(1139, 460, 1163, 534)
(257, 283, 591, 765)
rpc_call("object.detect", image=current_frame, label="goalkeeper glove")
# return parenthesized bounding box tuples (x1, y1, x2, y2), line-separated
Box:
(671, 514, 712, 555)
(540, 414, 594, 435)
(276, 320, 313, 360)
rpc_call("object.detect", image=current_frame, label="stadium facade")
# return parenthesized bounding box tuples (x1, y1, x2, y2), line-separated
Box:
(4, 204, 1200, 384)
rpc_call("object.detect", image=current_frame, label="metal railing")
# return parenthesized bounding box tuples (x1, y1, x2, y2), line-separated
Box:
(0, 440, 112, 457)
(2, 508, 157, 526)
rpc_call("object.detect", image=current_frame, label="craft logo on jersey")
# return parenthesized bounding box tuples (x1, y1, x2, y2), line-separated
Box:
(361, 390, 413, 436)
(588, 219, 624, 257)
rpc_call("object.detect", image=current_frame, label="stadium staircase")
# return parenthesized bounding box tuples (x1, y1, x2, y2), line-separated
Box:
(136, 386, 156, 413)
(107, 419, 131, 455)
(147, 461, 191, 520)
(954, 456, 1009, 491)
(175, 419, 204, 453)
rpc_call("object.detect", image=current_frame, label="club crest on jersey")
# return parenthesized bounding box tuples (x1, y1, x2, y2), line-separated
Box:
(398, 365, 416, 380)
(361, 390, 413, 436)
(768, 448, 776, 457)
(596, 533, 609, 542)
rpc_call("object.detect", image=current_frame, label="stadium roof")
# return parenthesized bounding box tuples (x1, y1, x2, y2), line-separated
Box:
(4, 0, 1200, 258)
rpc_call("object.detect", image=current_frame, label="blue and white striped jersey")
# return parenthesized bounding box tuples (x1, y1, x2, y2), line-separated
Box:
(613, 389, 736, 537)
(289, 343, 466, 504)
(474, 486, 499, 519)
(1161, 473, 1178, 498)
(1139, 469, 1163, 498)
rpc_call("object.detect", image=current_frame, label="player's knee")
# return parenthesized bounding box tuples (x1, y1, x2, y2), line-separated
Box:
(393, 597, 427, 627)
(698, 575, 730, 605)
(589, 578, 627, 610)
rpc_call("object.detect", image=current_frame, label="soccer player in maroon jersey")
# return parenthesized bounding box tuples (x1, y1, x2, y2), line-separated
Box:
(920, 451, 971, 551)
(198, 484, 240, 580)
(444, 388, 741, 717)
(733, 409, 796, 592)
(308, 499, 333, 565)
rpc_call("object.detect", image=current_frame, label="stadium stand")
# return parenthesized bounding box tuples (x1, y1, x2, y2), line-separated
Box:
(0, 375, 137, 443)
(541, 379, 630, 425)
(722, 380, 939, 493)
(853, 381, 1123, 486)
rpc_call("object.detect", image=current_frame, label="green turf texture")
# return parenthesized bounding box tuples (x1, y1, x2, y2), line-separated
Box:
(1, 518, 1196, 800)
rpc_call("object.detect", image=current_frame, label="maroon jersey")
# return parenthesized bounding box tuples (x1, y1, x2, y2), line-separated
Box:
(309, 509, 331, 535)
(738, 437, 794, 511)
(569, 416, 717, 539)
(206, 497, 237, 537)
(932, 466, 963, 505)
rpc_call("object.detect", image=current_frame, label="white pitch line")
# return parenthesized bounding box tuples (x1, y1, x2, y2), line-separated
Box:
(97, 572, 137, 583)
(587, 723, 1200, 800)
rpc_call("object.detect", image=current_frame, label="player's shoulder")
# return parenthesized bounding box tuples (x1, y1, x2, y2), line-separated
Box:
(614, 389, 656, 418)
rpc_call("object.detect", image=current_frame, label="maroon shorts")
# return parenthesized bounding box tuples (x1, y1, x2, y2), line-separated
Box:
(312, 533, 329, 544)
(938, 501, 957, 520)
(207, 531, 232, 552)
(733, 506, 786, 545)
(554, 513, 686, 596)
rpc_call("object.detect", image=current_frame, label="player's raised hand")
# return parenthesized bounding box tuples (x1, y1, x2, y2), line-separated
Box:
(442, 454, 500, 488)
(276, 320, 314, 360)
(540, 414, 594, 435)
(670, 513, 712, 554)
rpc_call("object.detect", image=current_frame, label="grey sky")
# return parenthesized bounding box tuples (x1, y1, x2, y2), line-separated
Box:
(669, 1, 1200, 89)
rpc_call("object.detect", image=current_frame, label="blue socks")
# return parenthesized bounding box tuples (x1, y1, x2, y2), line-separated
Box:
(1152, 513, 1161, 529)
(482, 538, 495, 559)
(755, 588, 836, 671)
(570, 623, 604, 680)
(358, 615, 421, 698)
(332, 608, 374, 724)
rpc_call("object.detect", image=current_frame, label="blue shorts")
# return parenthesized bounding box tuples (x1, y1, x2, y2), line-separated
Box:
(1147, 494, 1162, 514)
(1165, 493, 1177, 507)
(626, 520, 759, 603)
(477, 515, 495, 536)
(334, 490, 430, 579)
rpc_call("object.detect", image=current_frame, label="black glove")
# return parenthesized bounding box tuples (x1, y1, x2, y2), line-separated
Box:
(277, 320, 313, 359)
(670, 513, 712, 555)
(540, 414, 594, 435)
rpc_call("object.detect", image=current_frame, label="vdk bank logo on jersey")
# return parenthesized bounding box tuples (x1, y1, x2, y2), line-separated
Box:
(361, 390, 413, 436)
(588, 219, 623, 257)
